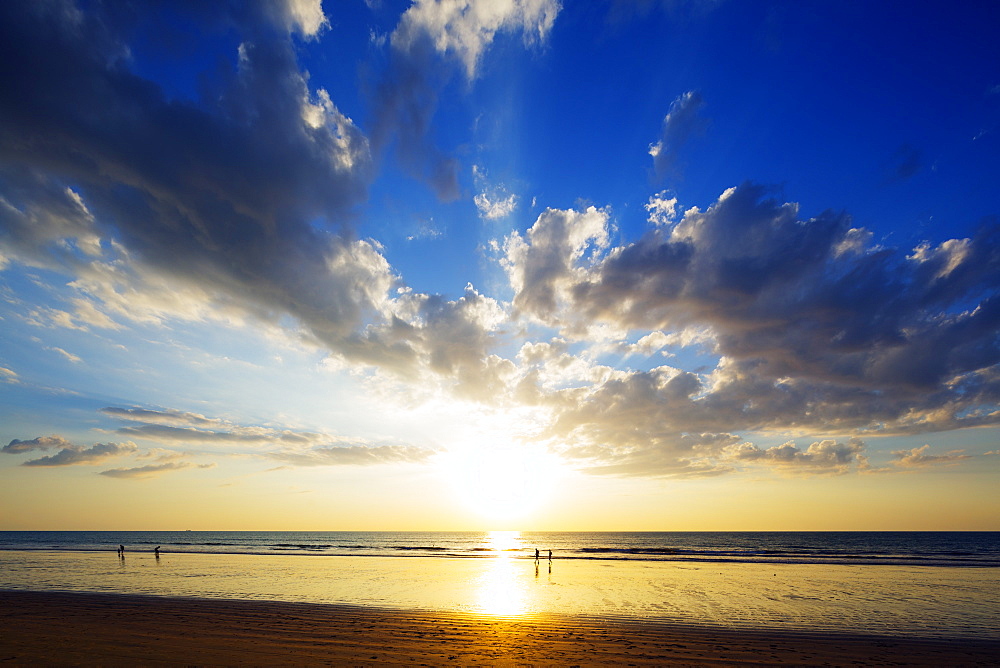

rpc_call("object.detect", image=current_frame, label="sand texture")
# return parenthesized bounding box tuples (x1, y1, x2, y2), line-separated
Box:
(1, 589, 997, 666)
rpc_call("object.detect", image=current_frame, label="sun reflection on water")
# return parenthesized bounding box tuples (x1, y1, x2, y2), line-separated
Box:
(474, 557, 527, 616)
(474, 530, 528, 616)
(484, 530, 522, 556)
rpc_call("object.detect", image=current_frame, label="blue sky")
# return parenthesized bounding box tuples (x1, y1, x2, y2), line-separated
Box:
(1, 0, 998, 530)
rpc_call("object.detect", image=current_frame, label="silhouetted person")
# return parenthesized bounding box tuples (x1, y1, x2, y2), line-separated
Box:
(154, 546, 160, 559)
(548, 549, 552, 561)
(534, 548, 539, 562)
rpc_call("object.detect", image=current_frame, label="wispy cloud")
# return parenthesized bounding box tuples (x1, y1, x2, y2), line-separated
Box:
(100, 461, 216, 479)
(100, 407, 225, 428)
(269, 444, 435, 467)
(891, 445, 971, 468)
(21, 441, 137, 467)
(371, 0, 560, 199)
(649, 90, 708, 178)
(3, 435, 72, 454)
(101, 405, 435, 467)
(47, 347, 82, 364)
(473, 165, 518, 220)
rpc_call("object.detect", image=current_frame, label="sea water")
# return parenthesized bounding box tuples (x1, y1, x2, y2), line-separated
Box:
(1, 530, 997, 566)
(1, 531, 997, 639)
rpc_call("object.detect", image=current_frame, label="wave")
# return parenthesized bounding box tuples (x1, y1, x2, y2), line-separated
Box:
(390, 545, 448, 551)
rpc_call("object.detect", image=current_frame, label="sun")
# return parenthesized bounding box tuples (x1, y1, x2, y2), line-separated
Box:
(440, 443, 563, 523)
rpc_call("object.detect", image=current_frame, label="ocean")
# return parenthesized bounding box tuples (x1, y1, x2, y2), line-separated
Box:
(2, 531, 998, 638)
(1, 530, 998, 566)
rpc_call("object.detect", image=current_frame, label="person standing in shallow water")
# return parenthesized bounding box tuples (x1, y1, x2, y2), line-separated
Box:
(534, 548, 539, 562)
(154, 546, 160, 559)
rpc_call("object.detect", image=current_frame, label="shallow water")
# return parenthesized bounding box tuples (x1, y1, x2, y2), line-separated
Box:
(1, 550, 997, 639)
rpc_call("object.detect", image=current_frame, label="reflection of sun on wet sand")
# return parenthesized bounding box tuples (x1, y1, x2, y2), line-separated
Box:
(3, 589, 998, 666)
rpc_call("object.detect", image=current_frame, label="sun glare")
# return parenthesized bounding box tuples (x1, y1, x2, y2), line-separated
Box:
(485, 529, 522, 555)
(473, 556, 527, 616)
(440, 444, 563, 524)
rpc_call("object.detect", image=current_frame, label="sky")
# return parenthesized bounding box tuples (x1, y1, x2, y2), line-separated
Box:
(1, 0, 999, 531)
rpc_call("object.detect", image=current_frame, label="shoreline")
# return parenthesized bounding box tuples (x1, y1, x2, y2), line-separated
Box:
(5, 545, 997, 568)
(3, 589, 999, 666)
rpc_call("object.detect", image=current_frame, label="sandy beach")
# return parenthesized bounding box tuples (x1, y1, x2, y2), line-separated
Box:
(2, 589, 997, 666)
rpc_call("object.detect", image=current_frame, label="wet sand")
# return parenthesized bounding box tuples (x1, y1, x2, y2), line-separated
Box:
(2, 589, 997, 666)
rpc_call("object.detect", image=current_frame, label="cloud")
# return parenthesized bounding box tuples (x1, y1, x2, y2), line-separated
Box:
(0, 0, 556, 400)
(502, 183, 1000, 476)
(391, 0, 561, 80)
(515, 185, 1000, 419)
(3, 3, 998, 485)
(23, 441, 138, 467)
(3, 435, 73, 454)
(888, 144, 922, 181)
(0, 366, 19, 384)
(99, 446, 216, 478)
(270, 444, 436, 466)
(99, 404, 436, 468)
(274, 0, 328, 38)
(371, 0, 560, 199)
(475, 191, 518, 220)
(649, 90, 708, 177)
(47, 347, 82, 364)
(100, 407, 224, 428)
(645, 191, 679, 226)
(114, 423, 288, 444)
(724, 438, 869, 474)
(0, 0, 393, 365)
(473, 165, 518, 219)
(103, 410, 329, 447)
(504, 206, 611, 321)
(0, 1, 520, 389)
(891, 444, 971, 468)
(121, 420, 438, 467)
(100, 461, 215, 479)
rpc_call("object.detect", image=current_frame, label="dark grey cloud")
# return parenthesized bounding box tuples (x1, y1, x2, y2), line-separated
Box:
(0, 1, 531, 387)
(22, 441, 137, 466)
(2, 435, 72, 454)
(529, 184, 1000, 405)
(889, 144, 922, 181)
(649, 90, 708, 177)
(0, 0, 384, 356)
(506, 183, 1000, 476)
(369, 39, 462, 201)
